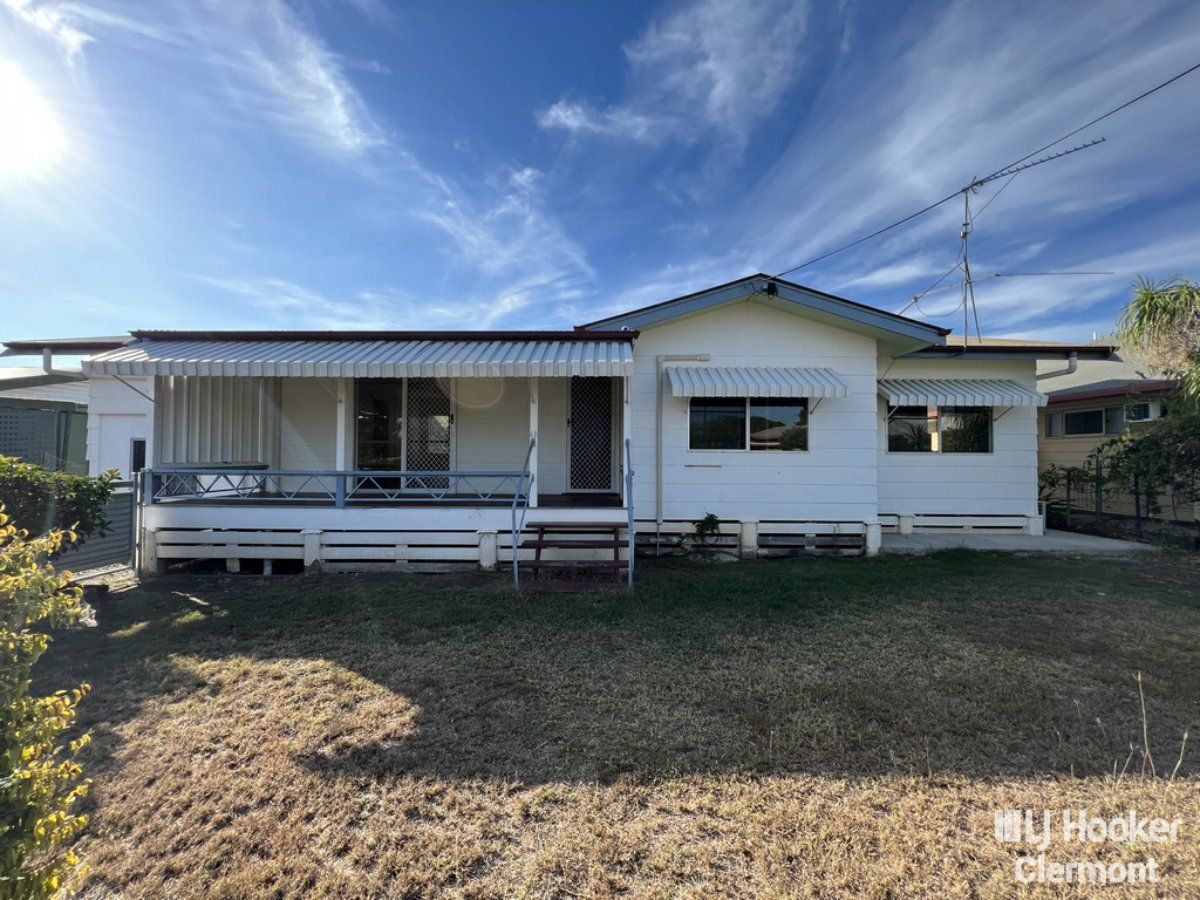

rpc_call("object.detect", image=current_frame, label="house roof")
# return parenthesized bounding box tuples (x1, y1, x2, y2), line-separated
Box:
(127, 329, 635, 342)
(904, 334, 1115, 361)
(580, 274, 951, 348)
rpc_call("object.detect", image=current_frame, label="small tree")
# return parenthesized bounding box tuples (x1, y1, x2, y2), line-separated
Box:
(0, 510, 91, 897)
(1118, 276, 1200, 409)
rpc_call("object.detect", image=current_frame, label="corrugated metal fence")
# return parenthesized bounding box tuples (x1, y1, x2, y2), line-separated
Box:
(56, 482, 134, 572)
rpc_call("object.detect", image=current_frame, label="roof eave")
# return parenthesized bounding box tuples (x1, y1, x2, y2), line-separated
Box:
(903, 345, 1115, 361)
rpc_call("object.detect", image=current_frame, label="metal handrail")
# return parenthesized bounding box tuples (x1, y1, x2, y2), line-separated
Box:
(511, 436, 536, 589)
(624, 437, 635, 589)
(145, 466, 532, 507)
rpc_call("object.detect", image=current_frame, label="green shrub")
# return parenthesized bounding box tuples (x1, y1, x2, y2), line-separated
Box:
(0, 457, 115, 542)
(0, 509, 91, 897)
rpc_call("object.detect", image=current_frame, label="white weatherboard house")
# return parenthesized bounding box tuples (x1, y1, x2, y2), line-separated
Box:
(5, 275, 1112, 586)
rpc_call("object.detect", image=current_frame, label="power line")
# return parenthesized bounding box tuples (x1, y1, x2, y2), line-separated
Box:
(772, 60, 1200, 279)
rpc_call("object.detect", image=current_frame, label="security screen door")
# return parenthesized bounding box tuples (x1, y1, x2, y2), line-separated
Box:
(568, 376, 614, 492)
(404, 377, 452, 489)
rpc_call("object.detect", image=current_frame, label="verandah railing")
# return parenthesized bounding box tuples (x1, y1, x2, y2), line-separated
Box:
(144, 466, 533, 507)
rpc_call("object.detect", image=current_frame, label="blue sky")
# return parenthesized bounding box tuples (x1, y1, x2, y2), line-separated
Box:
(1, 0, 1199, 351)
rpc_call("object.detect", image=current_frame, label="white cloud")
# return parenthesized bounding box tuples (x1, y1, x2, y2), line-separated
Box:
(2, 0, 91, 60)
(538, 0, 808, 147)
(4, 0, 385, 157)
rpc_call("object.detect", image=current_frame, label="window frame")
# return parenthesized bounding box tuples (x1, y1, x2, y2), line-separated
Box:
(885, 404, 995, 454)
(1060, 408, 1105, 437)
(687, 396, 809, 452)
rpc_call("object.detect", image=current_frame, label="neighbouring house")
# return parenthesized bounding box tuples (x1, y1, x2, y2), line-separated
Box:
(1036, 351, 1176, 473)
(3, 275, 1112, 584)
(0, 366, 90, 473)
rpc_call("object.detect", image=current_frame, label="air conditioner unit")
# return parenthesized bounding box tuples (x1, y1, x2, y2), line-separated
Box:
(1124, 402, 1152, 422)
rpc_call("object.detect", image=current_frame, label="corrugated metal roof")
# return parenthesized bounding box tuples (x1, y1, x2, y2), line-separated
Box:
(878, 378, 1046, 407)
(0, 381, 89, 405)
(666, 366, 848, 398)
(83, 338, 636, 378)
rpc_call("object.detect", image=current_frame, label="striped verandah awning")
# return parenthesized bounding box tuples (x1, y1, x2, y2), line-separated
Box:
(878, 378, 1047, 407)
(83, 337, 636, 379)
(665, 366, 848, 398)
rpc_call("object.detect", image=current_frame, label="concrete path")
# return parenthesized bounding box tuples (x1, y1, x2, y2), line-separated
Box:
(880, 529, 1159, 556)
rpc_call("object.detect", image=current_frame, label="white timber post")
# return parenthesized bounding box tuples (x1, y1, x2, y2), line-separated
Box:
(528, 378, 539, 508)
(738, 521, 758, 559)
(225, 546, 240, 574)
(865, 522, 882, 557)
(1025, 515, 1044, 536)
(302, 529, 322, 575)
(334, 378, 349, 471)
(622, 376, 632, 504)
(478, 531, 498, 570)
(898, 514, 914, 535)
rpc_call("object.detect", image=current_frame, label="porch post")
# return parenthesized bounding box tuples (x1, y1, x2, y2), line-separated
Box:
(528, 378, 539, 508)
(621, 375, 632, 503)
(334, 378, 349, 471)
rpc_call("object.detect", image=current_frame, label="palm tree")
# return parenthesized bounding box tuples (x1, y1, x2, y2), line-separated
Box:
(1117, 276, 1200, 408)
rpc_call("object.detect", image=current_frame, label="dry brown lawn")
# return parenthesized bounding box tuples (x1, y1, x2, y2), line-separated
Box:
(39, 551, 1200, 897)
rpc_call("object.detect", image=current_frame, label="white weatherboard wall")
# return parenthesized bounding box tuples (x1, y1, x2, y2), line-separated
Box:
(454, 378, 531, 489)
(630, 300, 880, 523)
(876, 358, 1039, 517)
(87, 375, 154, 478)
(536, 378, 569, 495)
(280, 379, 337, 471)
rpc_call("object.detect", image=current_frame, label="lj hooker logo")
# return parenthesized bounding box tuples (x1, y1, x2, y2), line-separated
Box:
(994, 809, 1183, 885)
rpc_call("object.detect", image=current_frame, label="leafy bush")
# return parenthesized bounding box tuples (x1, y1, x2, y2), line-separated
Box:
(0, 457, 115, 543)
(0, 509, 92, 897)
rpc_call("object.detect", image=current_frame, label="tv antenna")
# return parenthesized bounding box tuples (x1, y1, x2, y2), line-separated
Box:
(905, 138, 1110, 348)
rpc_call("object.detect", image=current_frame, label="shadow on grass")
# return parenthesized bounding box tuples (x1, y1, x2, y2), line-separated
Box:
(38, 552, 1200, 788)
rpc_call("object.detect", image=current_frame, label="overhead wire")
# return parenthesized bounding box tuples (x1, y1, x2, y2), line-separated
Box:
(771, 61, 1200, 279)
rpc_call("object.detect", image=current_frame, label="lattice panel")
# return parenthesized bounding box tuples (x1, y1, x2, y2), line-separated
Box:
(570, 377, 614, 491)
(406, 377, 452, 489)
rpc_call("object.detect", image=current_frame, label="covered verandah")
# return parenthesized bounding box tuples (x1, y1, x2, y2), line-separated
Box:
(83, 331, 638, 581)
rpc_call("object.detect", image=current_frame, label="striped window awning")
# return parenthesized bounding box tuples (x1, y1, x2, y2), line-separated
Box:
(665, 366, 848, 398)
(84, 338, 635, 379)
(878, 378, 1047, 407)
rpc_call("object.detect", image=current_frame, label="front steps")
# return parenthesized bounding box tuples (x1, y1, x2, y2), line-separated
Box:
(518, 521, 630, 591)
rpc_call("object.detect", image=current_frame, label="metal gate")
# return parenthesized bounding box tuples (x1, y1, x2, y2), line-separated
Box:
(568, 377, 615, 492)
(55, 483, 135, 572)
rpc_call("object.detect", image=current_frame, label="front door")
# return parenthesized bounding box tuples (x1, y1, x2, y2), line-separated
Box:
(568, 376, 614, 492)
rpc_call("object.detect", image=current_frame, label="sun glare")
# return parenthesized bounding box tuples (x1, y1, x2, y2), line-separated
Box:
(0, 61, 67, 179)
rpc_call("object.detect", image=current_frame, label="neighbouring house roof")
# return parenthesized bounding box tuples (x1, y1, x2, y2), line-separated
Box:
(878, 378, 1047, 408)
(0, 367, 88, 405)
(83, 333, 637, 379)
(2, 336, 131, 354)
(665, 366, 848, 399)
(1036, 352, 1176, 403)
(903, 334, 1115, 361)
(580, 274, 951, 348)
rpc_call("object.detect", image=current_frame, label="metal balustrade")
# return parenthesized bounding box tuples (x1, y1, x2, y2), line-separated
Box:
(145, 466, 533, 507)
